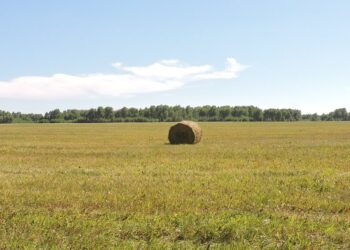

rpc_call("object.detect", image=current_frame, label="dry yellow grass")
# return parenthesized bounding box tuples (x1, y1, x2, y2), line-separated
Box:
(0, 122, 350, 248)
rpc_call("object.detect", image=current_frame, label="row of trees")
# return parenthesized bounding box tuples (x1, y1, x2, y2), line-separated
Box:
(301, 108, 350, 121)
(0, 106, 349, 124)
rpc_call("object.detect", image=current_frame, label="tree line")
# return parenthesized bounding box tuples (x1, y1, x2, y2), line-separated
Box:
(0, 106, 349, 124)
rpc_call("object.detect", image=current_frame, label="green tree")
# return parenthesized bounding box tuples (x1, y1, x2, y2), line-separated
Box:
(46, 109, 61, 121)
(104, 107, 114, 120)
(333, 108, 347, 121)
(0, 111, 13, 123)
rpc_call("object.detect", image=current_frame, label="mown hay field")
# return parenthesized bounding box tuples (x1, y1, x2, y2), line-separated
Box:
(0, 122, 350, 249)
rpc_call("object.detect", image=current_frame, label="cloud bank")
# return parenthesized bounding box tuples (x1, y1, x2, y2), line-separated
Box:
(0, 58, 246, 100)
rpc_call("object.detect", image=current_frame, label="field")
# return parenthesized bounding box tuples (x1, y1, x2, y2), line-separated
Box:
(0, 122, 350, 249)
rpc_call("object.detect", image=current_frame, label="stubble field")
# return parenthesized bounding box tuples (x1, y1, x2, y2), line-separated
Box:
(0, 122, 350, 249)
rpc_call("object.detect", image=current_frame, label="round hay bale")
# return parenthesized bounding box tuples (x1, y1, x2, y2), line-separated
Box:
(168, 121, 202, 144)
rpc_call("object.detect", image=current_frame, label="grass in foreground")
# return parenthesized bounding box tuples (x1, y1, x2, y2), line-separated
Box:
(0, 122, 350, 249)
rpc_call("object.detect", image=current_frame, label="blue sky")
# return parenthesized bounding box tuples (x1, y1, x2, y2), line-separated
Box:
(0, 0, 349, 114)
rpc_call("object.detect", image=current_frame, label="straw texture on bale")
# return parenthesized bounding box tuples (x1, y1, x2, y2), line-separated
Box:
(168, 121, 202, 144)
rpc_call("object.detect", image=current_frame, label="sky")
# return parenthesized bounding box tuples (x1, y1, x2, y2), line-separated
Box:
(0, 0, 349, 114)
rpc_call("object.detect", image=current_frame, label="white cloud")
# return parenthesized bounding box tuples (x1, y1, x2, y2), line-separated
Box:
(193, 58, 248, 80)
(0, 58, 246, 100)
